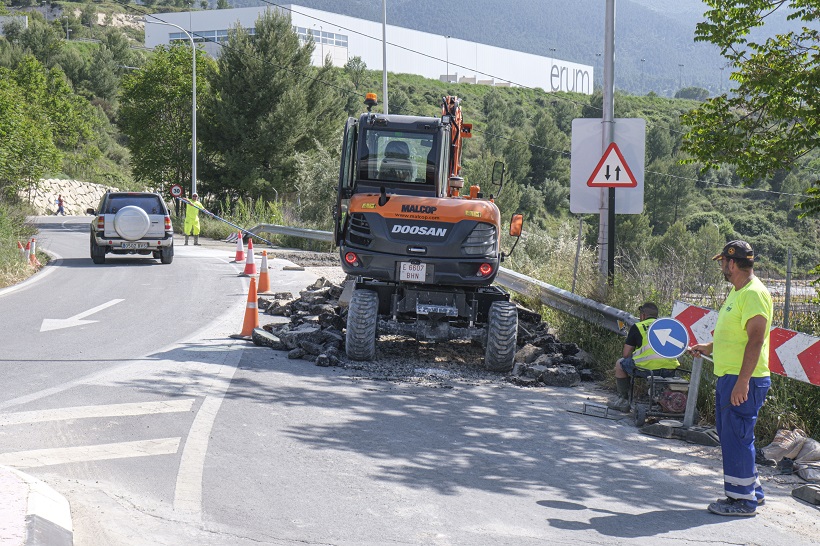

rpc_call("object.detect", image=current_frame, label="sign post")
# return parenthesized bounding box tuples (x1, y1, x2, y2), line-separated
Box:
(646, 317, 701, 427)
(170, 184, 183, 217)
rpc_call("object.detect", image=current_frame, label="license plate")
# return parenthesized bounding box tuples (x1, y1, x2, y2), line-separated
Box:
(399, 262, 426, 282)
(122, 242, 148, 249)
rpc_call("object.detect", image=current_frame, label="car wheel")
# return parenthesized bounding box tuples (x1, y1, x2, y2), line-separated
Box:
(160, 243, 174, 264)
(90, 233, 105, 264)
(114, 206, 151, 241)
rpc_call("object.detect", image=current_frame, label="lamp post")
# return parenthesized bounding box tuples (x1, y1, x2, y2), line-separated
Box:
(446, 35, 450, 83)
(549, 47, 557, 91)
(640, 58, 645, 94)
(381, 0, 388, 113)
(719, 65, 725, 92)
(595, 52, 601, 89)
(678, 63, 684, 89)
(151, 20, 197, 196)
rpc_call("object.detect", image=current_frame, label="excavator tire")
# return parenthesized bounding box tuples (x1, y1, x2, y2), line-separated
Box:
(346, 288, 379, 361)
(484, 301, 518, 372)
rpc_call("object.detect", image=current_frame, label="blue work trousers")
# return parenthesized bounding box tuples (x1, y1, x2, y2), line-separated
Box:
(715, 374, 771, 507)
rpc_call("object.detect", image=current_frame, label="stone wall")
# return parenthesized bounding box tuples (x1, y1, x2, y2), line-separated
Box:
(20, 179, 119, 216)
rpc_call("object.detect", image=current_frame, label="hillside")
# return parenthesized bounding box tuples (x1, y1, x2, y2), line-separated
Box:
(222, 0, 731, 97)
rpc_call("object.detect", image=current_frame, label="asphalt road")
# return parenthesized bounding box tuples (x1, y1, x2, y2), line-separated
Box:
(0, 217, 817, 545)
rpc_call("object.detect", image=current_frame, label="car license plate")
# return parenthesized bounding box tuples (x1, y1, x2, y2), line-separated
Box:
(399, 262, 426, 282)
(122, 242, 148, 249)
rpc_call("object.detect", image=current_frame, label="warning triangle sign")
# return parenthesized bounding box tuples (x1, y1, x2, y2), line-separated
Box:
(586, 142, 638, 188)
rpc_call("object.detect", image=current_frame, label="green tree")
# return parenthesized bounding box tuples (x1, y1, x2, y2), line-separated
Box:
(200, 10, 345, 201)
(343, 56, 366, 90)
(644, 157, 697, 233)
(681, 0, 820, 219)
(217, 0, 230, 8)
(119, 44, 215, 192)
(674, 86, 710, 101)
(87, 45, 118, 102)
(646, 124, 673, 163)
(528, 111, 569, 185)
(502, 128, 531, 187)
(0, 69, 60, 195)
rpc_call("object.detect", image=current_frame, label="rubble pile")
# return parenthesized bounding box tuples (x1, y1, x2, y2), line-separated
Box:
(251, 277, 598, 386)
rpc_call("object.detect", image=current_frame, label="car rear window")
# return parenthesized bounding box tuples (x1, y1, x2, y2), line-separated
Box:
(104, 195, 166, 215)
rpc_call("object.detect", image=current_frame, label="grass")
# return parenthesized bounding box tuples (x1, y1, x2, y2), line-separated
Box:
(511, 217, 820, 444)
(0, 197, 45, 289)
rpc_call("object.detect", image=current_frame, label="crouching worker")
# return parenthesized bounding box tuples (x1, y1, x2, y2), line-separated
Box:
(608, 302, 680, 412)
(184, 193, 208, 246)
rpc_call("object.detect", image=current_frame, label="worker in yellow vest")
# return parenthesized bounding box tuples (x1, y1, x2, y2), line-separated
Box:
(184, 193, 208, 246)
(608, 302, 680, 412)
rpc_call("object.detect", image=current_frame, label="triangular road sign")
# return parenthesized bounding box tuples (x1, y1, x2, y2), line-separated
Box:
(586, 142, 638, 188)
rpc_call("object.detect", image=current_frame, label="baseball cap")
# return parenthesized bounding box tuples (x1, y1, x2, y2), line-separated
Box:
(639, 302, 658, 317)
(712, 240, 754, 262)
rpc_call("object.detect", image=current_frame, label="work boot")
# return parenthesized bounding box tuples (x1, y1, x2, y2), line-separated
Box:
(184, 235, 189, 246)
(607, 396, 630, 412)
(194, 235, 200, 246)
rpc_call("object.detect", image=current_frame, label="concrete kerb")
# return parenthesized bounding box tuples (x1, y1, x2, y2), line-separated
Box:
(0, 465, 73, 546)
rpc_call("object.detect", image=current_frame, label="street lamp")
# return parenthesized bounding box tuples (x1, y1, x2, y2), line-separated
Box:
(595, 52, 601, 88)
(549, 48, 557, 91)
(446, 35, 450, 83)
(678, 63, 684, 89)
(151, 20, 198, 196)
(313, 24, 324, 63)
(640, 58, 645, 94)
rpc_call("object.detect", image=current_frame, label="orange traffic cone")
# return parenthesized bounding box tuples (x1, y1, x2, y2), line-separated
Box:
(232, 231, 245, 262)
(236, 277, 259, 337)
(23, 240, 30, 261)
(28, 238, 41, 267)
(30, 238, 41, 267)
(240, 238, 257, 276)
(258, 250, 271, 293)
(17, 241, 26, 261)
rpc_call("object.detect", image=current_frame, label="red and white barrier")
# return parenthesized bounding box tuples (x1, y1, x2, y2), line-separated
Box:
(673, 300, 820, 386)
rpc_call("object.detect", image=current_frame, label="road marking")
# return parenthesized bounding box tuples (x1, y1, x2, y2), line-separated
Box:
(0, 399, 195, 427)
(40, 298, 125, 332)
(174, 397, 221, 517)
(0, 438, 180, 468)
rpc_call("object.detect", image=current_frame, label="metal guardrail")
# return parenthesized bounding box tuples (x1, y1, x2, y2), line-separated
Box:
(249, 224, 636, 335)
(495, 268, 633, 335)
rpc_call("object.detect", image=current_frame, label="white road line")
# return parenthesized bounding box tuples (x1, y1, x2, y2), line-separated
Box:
(0, 438, 180, 468)
(173, 397, 222, 516)
(0, 399, 195, 427)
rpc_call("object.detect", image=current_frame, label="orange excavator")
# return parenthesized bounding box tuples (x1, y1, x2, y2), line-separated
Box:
(334, 93, 523, 371)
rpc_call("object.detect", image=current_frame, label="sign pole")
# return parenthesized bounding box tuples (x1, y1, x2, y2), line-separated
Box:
(683, 357, 703, 427)
(598, 0, 616, 286)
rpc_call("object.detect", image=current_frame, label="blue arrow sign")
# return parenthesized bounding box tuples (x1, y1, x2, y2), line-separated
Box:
(647, 317, 689, 359)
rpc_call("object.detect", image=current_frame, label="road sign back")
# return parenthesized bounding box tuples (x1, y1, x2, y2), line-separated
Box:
(647, 317, 689, 359)
(587, 142, 638, 188)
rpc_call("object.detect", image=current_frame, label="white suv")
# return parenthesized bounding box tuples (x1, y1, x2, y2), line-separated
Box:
(88, 191, 174, 264)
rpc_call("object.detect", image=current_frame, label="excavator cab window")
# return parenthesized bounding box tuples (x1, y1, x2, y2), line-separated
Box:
(358, 128, 440, 190)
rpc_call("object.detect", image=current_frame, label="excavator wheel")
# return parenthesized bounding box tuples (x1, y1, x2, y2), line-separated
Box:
(346, 288, 379, 361)
(484, 301, 518, 372)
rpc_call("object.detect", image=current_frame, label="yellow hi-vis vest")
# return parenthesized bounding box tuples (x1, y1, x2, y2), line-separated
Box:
(631, 318, 680, 371)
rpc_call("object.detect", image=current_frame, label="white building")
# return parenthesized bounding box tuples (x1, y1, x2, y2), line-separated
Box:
(144, 4, 593, 94)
